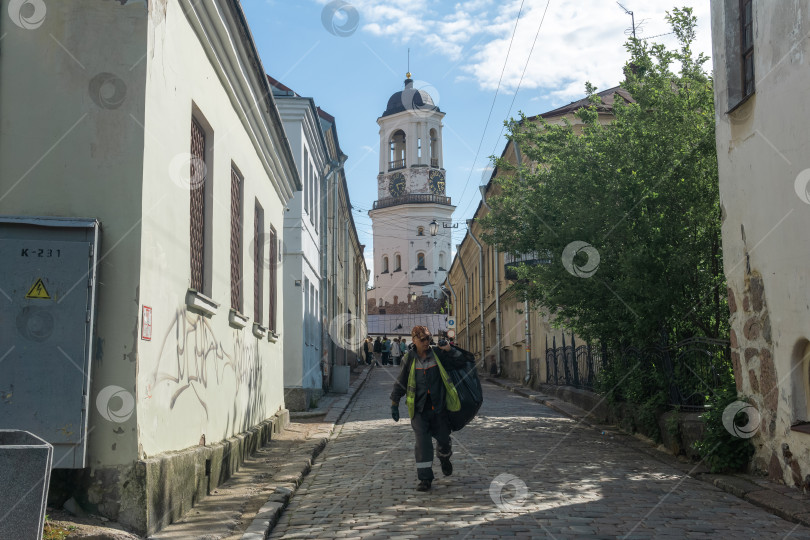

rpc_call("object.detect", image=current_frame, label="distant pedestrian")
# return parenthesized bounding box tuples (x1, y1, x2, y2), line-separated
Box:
(391, 338, 402, 366)
(363, 337, 372, 365)
(373, 337, 382, 366)
(399, 338, 407, 358)
(382, 336, 391, 365)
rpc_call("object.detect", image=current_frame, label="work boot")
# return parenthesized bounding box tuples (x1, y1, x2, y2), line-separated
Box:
(416, 479, 432, 491)
(440, 456, 453, 476)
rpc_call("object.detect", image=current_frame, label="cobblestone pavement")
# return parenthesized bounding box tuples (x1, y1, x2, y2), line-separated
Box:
(270, 367, 810, 539)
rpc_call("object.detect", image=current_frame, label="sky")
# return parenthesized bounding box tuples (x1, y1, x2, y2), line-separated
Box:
(241, 0, 713, 281)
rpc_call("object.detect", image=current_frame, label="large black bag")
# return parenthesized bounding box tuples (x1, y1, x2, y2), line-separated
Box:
(443, 348, 483, 432)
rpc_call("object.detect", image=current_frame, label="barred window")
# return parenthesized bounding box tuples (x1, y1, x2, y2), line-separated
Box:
(189, 117, 207, 292)
(268, 226, 278, 332)
(254, 203, 264, 323)
(230, 167, 243, 311)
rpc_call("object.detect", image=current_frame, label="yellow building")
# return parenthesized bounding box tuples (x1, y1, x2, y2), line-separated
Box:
(446, 87, 631, 383)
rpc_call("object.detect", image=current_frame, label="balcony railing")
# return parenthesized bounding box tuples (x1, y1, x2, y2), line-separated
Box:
(504, 251, 552, 280)
(373, 193, 452, 210)
(388, 159, 405, 170)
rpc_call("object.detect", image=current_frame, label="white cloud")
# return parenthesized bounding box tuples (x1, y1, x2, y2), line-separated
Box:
(317, 0, 712, 103)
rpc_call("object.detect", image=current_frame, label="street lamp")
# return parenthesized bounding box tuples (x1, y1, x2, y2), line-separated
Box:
(429, 219, 439, 236)
(410, 291, 417, 302)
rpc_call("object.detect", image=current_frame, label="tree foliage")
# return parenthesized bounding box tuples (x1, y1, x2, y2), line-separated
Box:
(482, 8, 726, 346)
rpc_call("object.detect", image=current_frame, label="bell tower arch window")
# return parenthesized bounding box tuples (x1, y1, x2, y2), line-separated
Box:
(389, 130, 406, 170)
(429, 128, 438, 167)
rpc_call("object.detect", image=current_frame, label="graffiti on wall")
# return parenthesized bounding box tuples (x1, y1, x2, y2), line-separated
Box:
(145, 309, 265, 424)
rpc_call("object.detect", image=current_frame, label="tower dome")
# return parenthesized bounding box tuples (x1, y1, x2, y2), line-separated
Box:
(382, 75, 439, 117)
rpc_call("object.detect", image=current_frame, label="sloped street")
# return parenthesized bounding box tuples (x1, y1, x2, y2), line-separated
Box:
(268, 368, 810, 539)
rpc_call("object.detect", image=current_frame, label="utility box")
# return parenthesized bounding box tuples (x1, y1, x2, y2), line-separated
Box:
(0, 216, 100, 469)
(331, 365, 350, 394)
(0, 430, 54, 539)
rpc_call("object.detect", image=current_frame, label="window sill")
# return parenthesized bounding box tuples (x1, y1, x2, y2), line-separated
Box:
(186, 289, 219, 316)
(229, 309, 249, 329)
(252, 322, 268, 339)
(726, 91, 754, 115)
(790, 423, 810, 435)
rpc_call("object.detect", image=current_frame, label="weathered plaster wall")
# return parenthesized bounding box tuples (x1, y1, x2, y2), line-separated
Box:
(711, 0, 810, 488)
(136, 0, 288, 459)
(0, 0, 148, 467)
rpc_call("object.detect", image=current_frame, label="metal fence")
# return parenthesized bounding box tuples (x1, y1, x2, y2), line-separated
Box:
(545, 332, 731, 410)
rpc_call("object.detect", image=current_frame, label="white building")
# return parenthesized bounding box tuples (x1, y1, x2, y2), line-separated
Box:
(368, 75, 455, 310)
(270, 77, 330, 411)
(0, 1, 298, 535)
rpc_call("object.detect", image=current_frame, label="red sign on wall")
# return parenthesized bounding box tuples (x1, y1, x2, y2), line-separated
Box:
(141, 306, 152, 341)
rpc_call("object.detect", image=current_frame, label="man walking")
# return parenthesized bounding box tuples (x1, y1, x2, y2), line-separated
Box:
(390, 325, 471, 491)
(390, 337, 402, 366)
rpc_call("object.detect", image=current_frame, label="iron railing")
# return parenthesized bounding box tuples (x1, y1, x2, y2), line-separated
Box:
(373, 193, 452, 210)
(389, 159, 405, 170)
(545, 331, 731, 410)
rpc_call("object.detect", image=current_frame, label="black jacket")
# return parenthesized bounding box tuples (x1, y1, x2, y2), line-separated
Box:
(390, 346, 472, 414)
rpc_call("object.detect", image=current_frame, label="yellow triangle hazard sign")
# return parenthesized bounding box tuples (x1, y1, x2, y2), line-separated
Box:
(25, 278, 51, 300)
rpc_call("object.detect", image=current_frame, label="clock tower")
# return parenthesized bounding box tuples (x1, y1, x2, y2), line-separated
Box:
(368, 74, 455, 313)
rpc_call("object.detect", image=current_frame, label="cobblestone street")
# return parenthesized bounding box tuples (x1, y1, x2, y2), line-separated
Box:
(270, 368, 810, 539)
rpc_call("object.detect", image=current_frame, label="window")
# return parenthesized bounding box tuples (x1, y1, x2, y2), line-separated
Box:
(429, 128, 438, 167)
(382, 256, 389, 273)
(417, 226, 424, 236)
(268, 226, 278, 332)
(417, 252, 425, 269)
(254, 202, 264, 323)
(438, 252, 445, 270)
(724, 0, 755, 111)
(394, 254, 401, 272)
(417, 138, 422, 159)
(304, 150, 309, 215)
(230, 166, 243, 311)
(304, 277, 310, 345)
(740, 0, 754, 98)
(189, 117, 208, 292)
(389, 130, 406, 169)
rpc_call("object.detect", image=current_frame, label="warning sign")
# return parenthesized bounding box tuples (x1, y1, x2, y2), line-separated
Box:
(25, 278, 51, 300)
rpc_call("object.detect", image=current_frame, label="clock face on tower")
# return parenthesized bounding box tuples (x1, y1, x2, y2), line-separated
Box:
(388, 173, 406, 197)
(428, 170, 445, 195)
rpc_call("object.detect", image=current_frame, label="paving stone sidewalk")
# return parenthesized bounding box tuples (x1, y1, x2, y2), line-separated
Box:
(266, 367, 810, 539)
(148, 365, 374, 540)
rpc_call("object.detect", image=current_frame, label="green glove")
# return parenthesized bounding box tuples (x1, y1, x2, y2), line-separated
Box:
(391, 404, 400, 422)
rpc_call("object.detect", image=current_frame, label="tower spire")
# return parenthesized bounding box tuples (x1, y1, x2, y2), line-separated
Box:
(407, 48, 411, 80)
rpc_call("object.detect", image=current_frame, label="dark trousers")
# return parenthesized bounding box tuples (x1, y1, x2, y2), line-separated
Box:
(411, 408, 452, 481)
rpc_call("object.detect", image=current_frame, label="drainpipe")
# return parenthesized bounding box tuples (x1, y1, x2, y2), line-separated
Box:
(467, 220, 486, 367)
(445, 281, 457, 328)
(480, 185, 502, 376)
(513, 141, 531, 383)
(327, 155, 347, 388)
(343, 215, 349, 367)
(321, 159, 336, 390)
(456, 246, 471, 352)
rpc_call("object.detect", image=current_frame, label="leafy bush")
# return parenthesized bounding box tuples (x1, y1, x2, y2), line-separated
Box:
(693, 385, 755, 472)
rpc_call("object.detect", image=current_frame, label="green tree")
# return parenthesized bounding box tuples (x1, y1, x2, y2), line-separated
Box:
(482, 8, 726, 347)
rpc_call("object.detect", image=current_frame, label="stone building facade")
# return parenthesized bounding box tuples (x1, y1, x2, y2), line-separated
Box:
(711, 0, 810, 489)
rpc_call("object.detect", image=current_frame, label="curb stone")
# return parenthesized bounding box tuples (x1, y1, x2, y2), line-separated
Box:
(240, 365, 376, 539)
(485, 376, 810, 529)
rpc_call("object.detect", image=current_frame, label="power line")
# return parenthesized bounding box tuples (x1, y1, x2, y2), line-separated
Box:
(454, 0, 527, 214)
(459, 0, 552, 219)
